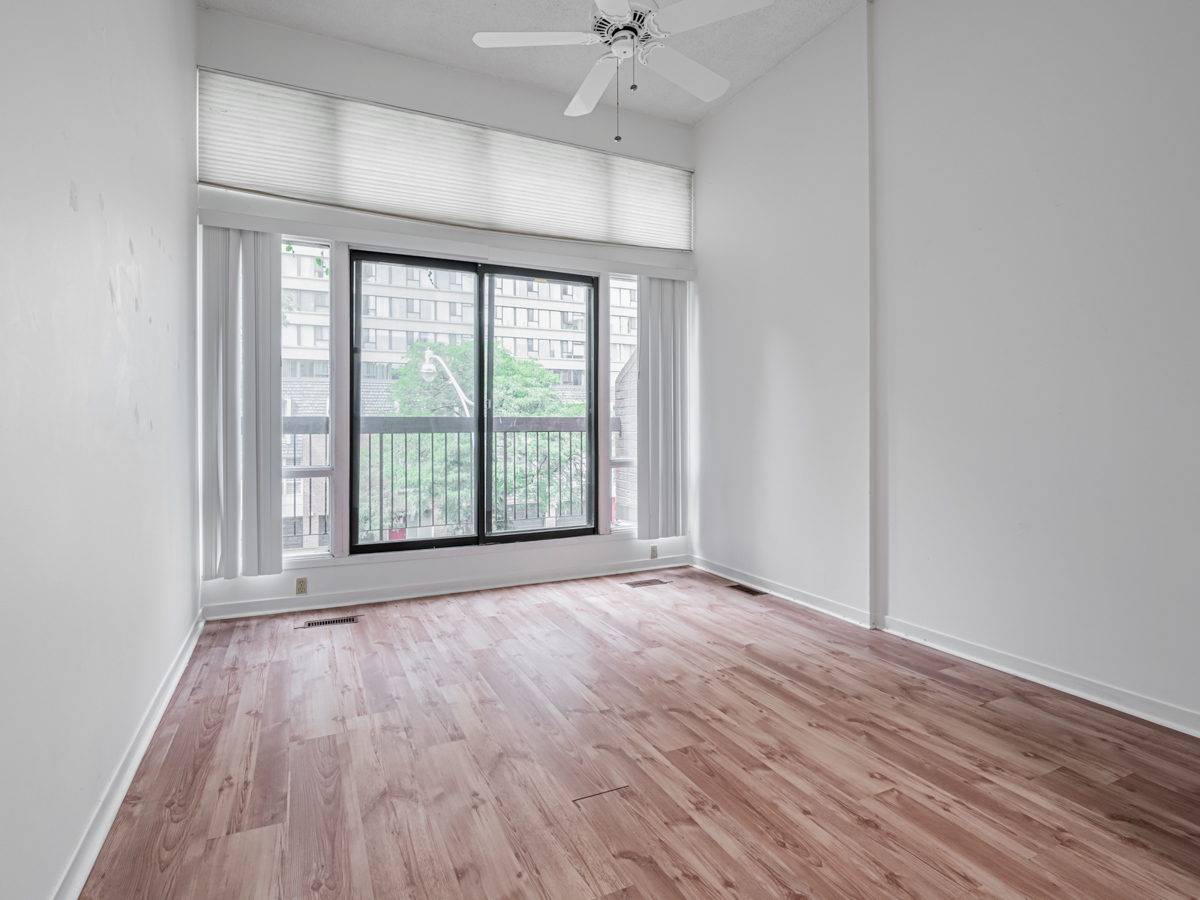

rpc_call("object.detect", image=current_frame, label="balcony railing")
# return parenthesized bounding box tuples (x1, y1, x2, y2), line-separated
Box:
(358, 416, 477, 543)
(283, 415, 617, 547)
(489, 417, 591, 534)
(357, 416, 595, 543)
(283, 416, 331, 553)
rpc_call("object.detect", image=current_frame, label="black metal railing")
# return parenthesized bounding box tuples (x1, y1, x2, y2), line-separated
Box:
(282, 416, 330, 467)
(489, 417, 589, 534)
(358, 416, 477, 544)
(283, 415, 612, 545)
(356, 416, 597, 543)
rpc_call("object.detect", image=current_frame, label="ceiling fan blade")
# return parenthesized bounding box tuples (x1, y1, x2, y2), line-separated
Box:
(474, 31, 597, 48)
(565, 56, 620, 116)
(596, 0, 632, 19)
(653, 0, 775, 35)
(642, 45, 730, 102)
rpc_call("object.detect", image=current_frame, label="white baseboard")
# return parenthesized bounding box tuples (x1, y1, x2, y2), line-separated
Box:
(689, 556, 872, 628)
(49, 610, 205, 900)
(882, 615, 1200, 740)
(203, 555, 691, 620)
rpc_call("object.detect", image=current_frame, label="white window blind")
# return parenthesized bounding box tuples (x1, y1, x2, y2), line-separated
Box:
(198, 70, 693, 251)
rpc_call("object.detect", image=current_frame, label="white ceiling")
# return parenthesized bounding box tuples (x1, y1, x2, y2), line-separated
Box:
(198, 0, 861, 125)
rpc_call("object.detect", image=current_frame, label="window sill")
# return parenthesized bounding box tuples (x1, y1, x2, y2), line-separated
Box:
(282, 527, 646, 570)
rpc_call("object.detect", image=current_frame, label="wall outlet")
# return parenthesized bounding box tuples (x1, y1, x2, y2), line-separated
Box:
(650, 545, 658, 559)
(295, 577, 308, 595)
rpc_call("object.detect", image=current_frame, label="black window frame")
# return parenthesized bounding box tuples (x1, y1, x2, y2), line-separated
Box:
(349, 250, 599, 555)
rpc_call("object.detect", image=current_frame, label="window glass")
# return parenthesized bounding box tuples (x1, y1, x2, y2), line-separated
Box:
(355, 261, 477, 545)
(350, 254, 598, 551)
(282, 240, 332, 554)
(610, 275, 638, 528)
(486, 274, 593, 536)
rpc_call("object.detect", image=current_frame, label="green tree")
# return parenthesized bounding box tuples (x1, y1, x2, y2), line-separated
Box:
(388, 341, 584, 417)
(490, 345, 584, 417)
(358, 341, 589, 543)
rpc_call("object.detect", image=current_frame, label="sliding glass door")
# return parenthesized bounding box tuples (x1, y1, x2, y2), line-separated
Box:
(350, 252, 596, 552)
(484, 271, 596, 540)
(351, 254, 480, 550)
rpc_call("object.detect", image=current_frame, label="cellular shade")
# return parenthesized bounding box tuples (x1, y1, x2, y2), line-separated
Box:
(198, 70, 693, 251)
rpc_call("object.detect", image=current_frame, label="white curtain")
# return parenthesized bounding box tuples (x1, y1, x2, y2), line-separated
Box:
(637, 277, 689, 540)
(201, 226, 282, 579)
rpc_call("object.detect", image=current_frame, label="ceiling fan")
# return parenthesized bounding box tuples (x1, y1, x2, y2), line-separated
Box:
(473, 0, 776, 123)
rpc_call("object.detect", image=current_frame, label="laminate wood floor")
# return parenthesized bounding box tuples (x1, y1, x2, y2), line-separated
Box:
(82, 567, 1200, 900)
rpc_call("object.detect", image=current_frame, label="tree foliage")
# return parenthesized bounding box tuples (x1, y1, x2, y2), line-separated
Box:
(388, 341, 584, 418)
(359, 341, 588, 542)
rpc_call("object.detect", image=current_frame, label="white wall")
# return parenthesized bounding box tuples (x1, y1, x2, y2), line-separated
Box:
(202, 532, 690, 619)
(873, 0, 1200, 726)
(0, 1, 200, 898)
(692, 4, 872, 623)
(198, 9, 694, 170)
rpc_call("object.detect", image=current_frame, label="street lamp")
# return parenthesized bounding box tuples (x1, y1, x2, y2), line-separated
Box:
(420, 347, 473, 419)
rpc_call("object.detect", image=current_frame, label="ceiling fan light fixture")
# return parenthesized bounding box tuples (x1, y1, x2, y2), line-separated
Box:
(473, 0, 775, 119)
(611, 32, 637, 58)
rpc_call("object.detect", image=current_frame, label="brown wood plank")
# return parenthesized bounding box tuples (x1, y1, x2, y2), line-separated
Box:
(286, 733, 375, 900)
(182, 824, 284, 900)
(79, 567, 1200, 900)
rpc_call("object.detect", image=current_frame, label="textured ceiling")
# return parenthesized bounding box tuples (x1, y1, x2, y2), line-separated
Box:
(198, 0, 861, 125)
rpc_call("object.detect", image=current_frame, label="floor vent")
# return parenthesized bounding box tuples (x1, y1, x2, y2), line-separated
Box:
(726, 583, 766, 596)
(302, 615, 359, 628)
(625, 578, 670, 588)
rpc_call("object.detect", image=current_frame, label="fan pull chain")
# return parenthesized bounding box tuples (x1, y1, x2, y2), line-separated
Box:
(615, 61, 622, 142)
(631, 51, 639, 92)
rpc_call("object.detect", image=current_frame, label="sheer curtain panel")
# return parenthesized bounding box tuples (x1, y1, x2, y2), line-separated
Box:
(636, 277, 689, 540)
(200, 226, 283, 579)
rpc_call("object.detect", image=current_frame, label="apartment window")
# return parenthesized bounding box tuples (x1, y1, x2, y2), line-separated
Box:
(611, 286, 636, 309)
(611, 315, 636, 335)
(556, 369, 583, 386)
(224, 237, 633, 560)
(364, 295, 400, 318)
(610, 275, 638, 529)
(283, 360, 331, 378)
(362, 362, 399, 380)
(351, 251, 597, 552)
(284, 289, 331, 312)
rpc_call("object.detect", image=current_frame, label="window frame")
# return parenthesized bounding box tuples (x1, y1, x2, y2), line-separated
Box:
(280, 236, 336, 557)
(348, 249, 600, 555)
(482, 263, 600, 547)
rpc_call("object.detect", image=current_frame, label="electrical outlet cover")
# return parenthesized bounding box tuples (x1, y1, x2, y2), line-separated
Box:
(650, 545, 658, 559)
(296, 577, 308, 595)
